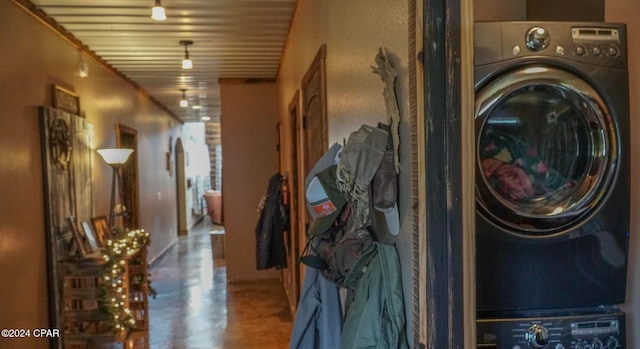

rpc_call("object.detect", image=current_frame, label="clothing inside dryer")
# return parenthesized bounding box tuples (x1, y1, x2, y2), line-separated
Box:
(478, 84, 594, 215)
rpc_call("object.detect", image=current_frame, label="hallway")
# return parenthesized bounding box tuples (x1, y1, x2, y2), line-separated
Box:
(147, 219, 293, 349)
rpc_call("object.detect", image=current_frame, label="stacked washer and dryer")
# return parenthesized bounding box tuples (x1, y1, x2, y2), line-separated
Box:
(474, 22, 630, 348)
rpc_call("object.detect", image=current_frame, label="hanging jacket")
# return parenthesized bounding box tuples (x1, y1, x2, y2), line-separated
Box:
(289, 267, 343, 349)
(255, 173, 288, 270)
(341, 242, 409, 349)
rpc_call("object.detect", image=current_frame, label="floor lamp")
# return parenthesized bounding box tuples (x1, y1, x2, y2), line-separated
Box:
(97, 148, 134, 228)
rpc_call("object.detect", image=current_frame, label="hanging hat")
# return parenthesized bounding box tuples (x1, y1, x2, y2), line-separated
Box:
(304, 142, 343, 217)
(306, 165, 347, 236)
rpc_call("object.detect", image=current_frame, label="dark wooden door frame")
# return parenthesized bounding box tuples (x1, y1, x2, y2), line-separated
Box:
(286, 90, 302, 316)
(420, 0, 474, 347)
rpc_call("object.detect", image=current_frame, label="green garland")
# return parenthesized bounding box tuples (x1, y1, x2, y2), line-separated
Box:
(98, 228, 151, 335)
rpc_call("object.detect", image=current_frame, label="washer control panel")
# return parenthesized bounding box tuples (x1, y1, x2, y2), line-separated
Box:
(477, 312, 625, 349)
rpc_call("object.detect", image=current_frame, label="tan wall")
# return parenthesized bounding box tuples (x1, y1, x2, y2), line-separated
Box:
(606, 1, 640, 346)
(475, 0, 526, 21)
(276, 0, 413, 338)
(219, 80, 281, 282)
(0, 3, 181, 347)
(527, 0, 604, 21)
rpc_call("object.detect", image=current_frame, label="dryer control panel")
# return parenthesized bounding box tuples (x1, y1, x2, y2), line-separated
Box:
(477, 312, 625, 349)
(474, 21, 627, 69)
(571, 26, 622, 60)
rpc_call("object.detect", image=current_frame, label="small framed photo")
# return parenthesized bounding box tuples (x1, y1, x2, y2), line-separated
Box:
(67, 216, 87, 257)
(52, 84, 81, 115)
(81, 221, 100, 253)
(91, 216, 111, 246)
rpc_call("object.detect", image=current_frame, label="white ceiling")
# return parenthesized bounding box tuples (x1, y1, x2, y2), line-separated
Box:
(26, 0, 297, 123)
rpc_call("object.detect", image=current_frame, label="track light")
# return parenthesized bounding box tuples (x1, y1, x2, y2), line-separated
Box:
(180, 89, 188, 107)
(180, 40, 193, 69)
(151, 0, 166, 21)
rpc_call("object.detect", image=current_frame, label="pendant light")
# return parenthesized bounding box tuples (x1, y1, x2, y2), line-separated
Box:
(180, 89, 188, 107)
(151, 0, 166, 21)
(180, 40, 193, 69)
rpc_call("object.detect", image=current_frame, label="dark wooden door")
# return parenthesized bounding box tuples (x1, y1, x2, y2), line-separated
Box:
(281, 91, 302, 316)
(298, 44, 328, 288)
(116, 124, 140, 230)
(301, 45, 328, 176)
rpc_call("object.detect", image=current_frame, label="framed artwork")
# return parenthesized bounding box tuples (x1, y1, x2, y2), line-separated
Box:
(52, 85, 81, 116)
(81, 221, 99, 253)
(67, 216, 87, 257)
(91, 216, 111, 246)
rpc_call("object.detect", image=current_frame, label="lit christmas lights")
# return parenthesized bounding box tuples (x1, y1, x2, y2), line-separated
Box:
(98, 227, 151, 335)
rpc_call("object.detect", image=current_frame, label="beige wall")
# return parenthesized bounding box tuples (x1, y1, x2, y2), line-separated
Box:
(606, 1, 640, 346)
(276, 0, 414, 339)
(219, 80, 281, 282)
(0, 3, 182, 347)
(475, 0, 526, 21)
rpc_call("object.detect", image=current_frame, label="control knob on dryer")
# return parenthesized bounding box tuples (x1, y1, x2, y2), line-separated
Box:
(606, 46, 620, 57)
(526, 26, 550, 51)
(606, 337, 620, 348)
(592, 338, 604, 349)
(525, 324, 549, 348)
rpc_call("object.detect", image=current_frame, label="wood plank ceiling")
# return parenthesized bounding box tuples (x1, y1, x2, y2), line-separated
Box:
(24, 0, 297, 123)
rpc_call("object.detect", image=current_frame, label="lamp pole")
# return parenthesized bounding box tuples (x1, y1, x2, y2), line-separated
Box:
(97, 148, 134, 228)
(109, 165, 117, 227)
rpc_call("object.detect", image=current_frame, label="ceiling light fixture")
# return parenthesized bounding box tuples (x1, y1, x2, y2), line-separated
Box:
(180, 89, 188, 107)
(180, 40, 193, 69)
(78, 50, 89, 78)
(201, 116, 211, 121)
(151, 0, 166, 21)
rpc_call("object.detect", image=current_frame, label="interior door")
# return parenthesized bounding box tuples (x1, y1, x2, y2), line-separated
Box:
(175, 138, 187, 235)
(302, 45, 328, 175)
(300, 45, 328, 286)
(116, 124, 140, 230)
(282, 91, 302, 316)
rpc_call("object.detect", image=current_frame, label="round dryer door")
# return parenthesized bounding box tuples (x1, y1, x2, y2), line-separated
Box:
(475, 65, 620, 236)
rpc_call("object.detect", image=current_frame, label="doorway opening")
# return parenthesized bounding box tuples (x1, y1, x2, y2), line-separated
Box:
(116, 123, 140, 229)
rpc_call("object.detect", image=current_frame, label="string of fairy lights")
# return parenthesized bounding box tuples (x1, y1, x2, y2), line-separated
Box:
(99, 228, 151, 335)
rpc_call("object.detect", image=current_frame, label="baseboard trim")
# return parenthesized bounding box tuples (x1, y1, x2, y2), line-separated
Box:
(149, 238, 179, 269)
(150, 216, 209, 268)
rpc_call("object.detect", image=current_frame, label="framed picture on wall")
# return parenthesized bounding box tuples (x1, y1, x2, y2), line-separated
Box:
(67, 216, 87, 258)
(91, 215, 111, 247)
(52, 85, 81, 116)
(81, 221, 100, 253)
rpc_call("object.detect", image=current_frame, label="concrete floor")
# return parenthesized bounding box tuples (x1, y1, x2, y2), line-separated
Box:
(145, 218, 293, 349)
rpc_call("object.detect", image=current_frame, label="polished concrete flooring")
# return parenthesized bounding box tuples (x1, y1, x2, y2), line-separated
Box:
(146, 219, 293, 349)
